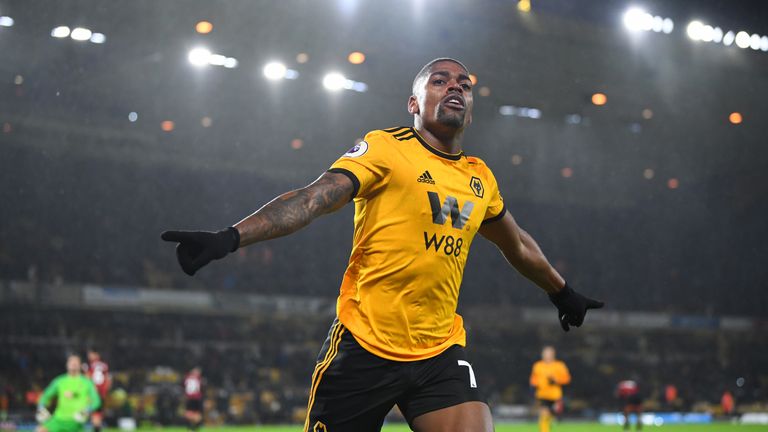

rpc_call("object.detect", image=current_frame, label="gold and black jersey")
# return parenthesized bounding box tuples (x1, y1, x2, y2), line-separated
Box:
(328, 127, 505, 361)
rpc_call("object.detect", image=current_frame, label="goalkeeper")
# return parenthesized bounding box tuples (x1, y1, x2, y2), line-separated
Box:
(36, 354, 101, 432)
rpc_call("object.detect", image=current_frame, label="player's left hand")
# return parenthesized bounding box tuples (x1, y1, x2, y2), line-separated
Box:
(73, 410, 88, 423)
(548, 283, 604, 332)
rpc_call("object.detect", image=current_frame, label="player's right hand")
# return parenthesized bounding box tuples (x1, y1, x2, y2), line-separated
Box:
(36, 407, 51, 423)
(161, 227, 240, 276)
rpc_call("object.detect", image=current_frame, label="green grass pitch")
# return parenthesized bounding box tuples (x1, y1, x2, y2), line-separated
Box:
(109, 423, 765, 431)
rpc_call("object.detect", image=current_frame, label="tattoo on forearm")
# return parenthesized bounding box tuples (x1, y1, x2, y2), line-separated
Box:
(236, 173, 352, 246)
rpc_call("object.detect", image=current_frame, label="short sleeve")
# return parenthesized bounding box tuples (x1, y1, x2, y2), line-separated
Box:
(481, 166, 505, 225)
(328, 130, 392, 199)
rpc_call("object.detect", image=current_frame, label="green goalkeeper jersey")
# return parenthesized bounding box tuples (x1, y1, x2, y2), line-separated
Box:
(39, 374, 101, 420)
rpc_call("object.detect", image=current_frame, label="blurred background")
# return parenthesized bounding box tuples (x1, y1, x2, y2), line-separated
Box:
(1, 0, 767, 428)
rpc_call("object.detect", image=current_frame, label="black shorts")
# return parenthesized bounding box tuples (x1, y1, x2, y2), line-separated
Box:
(304, 319, 485, 432)
(620, 394, 643, 407)
(538, 399, 558, 410)
(185, 398, 203, 413)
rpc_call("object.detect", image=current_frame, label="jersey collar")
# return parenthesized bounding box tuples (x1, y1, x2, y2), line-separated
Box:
(411, 128, 464, 161)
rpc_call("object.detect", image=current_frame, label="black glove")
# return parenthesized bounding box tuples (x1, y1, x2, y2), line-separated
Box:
(161, 227, 240, 276)
(548, 283, 604, 332)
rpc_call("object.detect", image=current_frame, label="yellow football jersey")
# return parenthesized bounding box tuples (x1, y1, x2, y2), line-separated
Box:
(530, 360, 571, 401)
(328, 126, 505, 361)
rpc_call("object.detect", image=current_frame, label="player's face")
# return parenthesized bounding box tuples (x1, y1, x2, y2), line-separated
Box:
(410, 61, 474, 130)
(66, 356, 81, 373)
(88, 351, 98, 362)
(542, 347, 555, 362)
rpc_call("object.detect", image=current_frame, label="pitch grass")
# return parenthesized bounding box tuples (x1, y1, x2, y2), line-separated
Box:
(108, 423, 764, 431)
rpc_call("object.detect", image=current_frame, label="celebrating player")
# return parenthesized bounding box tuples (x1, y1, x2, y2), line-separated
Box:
(84, 350, 110, 432)
(530, 346, 571, 432)
(36, 354, 101, 432)
(617, 379, 643, 430)
(162, 58, 603, 432)
(183, 367, 204, 431)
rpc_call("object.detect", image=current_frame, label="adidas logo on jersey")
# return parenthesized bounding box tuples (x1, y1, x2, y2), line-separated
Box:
(417, 170, 436, 184)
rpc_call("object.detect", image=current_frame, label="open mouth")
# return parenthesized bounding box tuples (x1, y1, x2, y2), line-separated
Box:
(442, 94, 465, 110)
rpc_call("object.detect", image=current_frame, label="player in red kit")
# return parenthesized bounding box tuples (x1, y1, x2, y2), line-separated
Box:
(183, 368, 203, 431)
(85, 350, 110, 432)
(617, 380, 643, 430)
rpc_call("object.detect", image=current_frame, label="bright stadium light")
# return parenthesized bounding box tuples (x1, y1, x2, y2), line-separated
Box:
(735, 31, 751, 48)
(662, 18, 674, 34)
(688, 21, 767, 53)
(623, 7, 672, 34)
(89, 32, 106, 44)
(623, 8, 650, 32)
(323, 72, 347, 91)
(70, 27, 92, 41)
(209, 54, 227, 66)
(686, 20, 704, 41)
(223, 57, 238, 69)
(0, 16, 13, 27)
(712, 27, 723, 43)
(188, 47, 212, 67)
(263, 62, 288, 80)
(51, 26, 71, 38)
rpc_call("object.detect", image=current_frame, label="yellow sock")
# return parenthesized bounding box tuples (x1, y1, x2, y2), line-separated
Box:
(539, 411, 551, 432)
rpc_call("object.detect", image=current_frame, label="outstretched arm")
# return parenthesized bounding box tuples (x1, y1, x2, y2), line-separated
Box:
(479, 211, 565, 294)
(235, 171, 353, 246)
(161, 171, 354, 275)
(479, 211, 603, 331)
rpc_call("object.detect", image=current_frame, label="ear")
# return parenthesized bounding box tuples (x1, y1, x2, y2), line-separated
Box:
(407, 95, 420, 115)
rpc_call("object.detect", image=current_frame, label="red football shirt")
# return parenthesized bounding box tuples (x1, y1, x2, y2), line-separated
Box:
(87, 360, 110, 396)
(184, 374, 202, 400)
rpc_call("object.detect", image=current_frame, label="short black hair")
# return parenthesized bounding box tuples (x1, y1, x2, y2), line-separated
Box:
(412, 58, 470, 94)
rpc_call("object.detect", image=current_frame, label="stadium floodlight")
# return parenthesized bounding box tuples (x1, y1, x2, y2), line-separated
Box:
(89, 32, 106, 44)
(686, 21, 703, 41)
(662, 18, 674, 34)
(51, 26, 71, 38)
(761, 36, 768, 52)
(263, 62, 288, 80)
(712, 27, 723, 43)
(223, 57, 238, 69)
(70, 27, 92, 41)
(323, 72, 347, 91)
(188, 47, 212, 67)
(209, 54, 227, 66)
(735, 31, 751, 49)
(623, 8, 651, 32)
(0, 16, 13, 27)
(750, 34, 761, 50)
(623, 7, 671, 34)
(723, 31, 735, 46)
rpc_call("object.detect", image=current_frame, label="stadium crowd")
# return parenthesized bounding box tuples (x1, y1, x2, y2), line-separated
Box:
(1, 307, 765, 425)
(2, 141, 766, 317)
